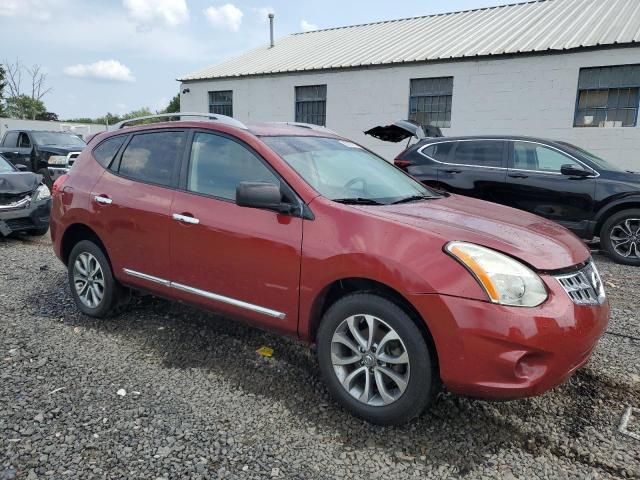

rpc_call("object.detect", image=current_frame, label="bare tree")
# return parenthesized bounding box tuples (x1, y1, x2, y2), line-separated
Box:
(26, 64, 52, 100)
(4, 58, 22, 97)
(3, 58, 52, 100)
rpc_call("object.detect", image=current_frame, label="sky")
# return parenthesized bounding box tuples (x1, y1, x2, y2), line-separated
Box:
(0, 0, 530, 120)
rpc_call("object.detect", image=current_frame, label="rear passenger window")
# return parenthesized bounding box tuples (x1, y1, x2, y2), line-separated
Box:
(450, 141, 504, 167)
(187, 132, 279, 201)
(93, 136, 126, 168)
(118, 131, 185, 187)
(422, 142, 453, 162)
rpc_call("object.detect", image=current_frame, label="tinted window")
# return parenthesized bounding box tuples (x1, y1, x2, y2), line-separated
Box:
(119, 132, 185, 186)
(3, 132, 18, 148)
(93, 136, 126, 168)
(188, 132, 279, 201)
(450, 141, 504, 167)
(513, 142, 581, 173)
(422, 142, 454, 162)
(18, 133, 31, 148)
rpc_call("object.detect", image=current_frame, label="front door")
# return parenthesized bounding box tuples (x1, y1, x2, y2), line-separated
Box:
(90, 130, 186, 292)
(434, 140, 509, 204)
(504, 140, 596, 237)
(169, 131, 303, 334)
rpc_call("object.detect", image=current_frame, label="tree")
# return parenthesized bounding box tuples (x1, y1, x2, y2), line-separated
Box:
(36, 111, 58, 121)
(6, 95, 46, 120)
(164, 94, 180, 113)
(0, 65, 6, 116)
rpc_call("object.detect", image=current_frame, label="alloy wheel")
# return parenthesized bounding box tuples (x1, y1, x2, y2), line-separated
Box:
(609, 218, 640, 259)
(330, 314, 410, 407)
(73, 252, 105, 308)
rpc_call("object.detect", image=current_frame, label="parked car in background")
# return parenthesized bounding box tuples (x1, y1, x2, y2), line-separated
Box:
(389, 134, 640, 266)
(50, 113, 608, 425)
(0, 130, 86, 188)
(0, 153, 51, 237)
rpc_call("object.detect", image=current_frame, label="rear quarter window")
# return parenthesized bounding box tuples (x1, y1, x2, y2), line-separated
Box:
(421, 142, 454, 162)
(92, 136, 127, 168)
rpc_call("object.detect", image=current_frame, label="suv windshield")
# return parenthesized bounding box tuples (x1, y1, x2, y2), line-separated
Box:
(31, 132, 86, 147)
(0, 155, 14, 173)
(556, 142, 625, 173)
(262, 136, 439, 204)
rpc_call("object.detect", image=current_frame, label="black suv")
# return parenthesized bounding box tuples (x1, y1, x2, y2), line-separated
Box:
(393, 135, 640, 266)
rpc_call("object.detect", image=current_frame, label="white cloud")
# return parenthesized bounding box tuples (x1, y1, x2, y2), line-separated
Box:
(123, 0, 189, 27)
(204, 4, 243, 32)
(64, 60, 135, 82)
(300, 19, 318, 32)
(0, 0, 59, 21)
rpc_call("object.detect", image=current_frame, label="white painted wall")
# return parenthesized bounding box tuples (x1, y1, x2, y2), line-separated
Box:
(181, 47, 640, 171)
(0, 118, 107, 141)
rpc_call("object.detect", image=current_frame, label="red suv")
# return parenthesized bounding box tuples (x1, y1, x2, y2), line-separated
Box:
(50, 114, 609, 425)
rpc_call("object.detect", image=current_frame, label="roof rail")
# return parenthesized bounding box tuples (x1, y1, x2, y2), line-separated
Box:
(270, 122, 338, 135)
(111, 112, 247, 130)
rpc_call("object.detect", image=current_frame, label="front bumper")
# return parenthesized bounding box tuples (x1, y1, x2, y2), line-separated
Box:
(409, 274, 609, 400)
(0, 199, 51, 235)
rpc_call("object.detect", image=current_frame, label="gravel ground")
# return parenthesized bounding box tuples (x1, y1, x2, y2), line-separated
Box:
(1, 234, 638, 479)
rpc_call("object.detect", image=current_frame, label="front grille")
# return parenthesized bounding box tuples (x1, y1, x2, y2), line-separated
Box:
(0, 194, 30, 210)
(67, 152, 81, 167)
(555, 261, 606, 305)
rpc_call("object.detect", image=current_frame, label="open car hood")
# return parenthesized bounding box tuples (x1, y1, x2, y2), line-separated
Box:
(364, 120, 443, 143)
(0, 172, 40, 195)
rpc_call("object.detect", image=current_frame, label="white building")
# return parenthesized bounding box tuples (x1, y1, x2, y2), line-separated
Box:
(179, 0, 640, 171)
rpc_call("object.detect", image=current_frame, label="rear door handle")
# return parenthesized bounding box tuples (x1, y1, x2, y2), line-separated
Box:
(94, 195, 112, 205)
(172, 213, 200, 225)
(508, 173, 529, 179)
(444, 169, 462, 174)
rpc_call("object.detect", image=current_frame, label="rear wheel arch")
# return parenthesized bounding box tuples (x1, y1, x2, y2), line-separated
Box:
(60, 224, 110, 267)
(308, 277, 439, 369)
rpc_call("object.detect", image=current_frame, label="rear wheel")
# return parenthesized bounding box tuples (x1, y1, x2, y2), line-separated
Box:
(68, 240, 121, 317)
(316, 293, 435, 425)
(600, 209, 640, 266)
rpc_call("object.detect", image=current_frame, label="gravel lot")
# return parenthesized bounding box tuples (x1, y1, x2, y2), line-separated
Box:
(1, 234, 639, 479)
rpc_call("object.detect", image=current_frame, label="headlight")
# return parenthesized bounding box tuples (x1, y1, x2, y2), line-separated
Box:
(48, 155, 68, 166)
(445, 241, 548, 307)
(33, 184, 51, 202)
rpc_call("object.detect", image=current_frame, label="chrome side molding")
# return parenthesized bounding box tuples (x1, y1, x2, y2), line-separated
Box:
(122, 268, 286, 320)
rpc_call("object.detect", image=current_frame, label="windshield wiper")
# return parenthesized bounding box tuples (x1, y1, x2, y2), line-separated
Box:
(332, 197, 384, 205)
(390, 194, 435, 205)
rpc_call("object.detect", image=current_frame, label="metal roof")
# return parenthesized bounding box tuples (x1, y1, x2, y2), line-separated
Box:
(179, 0, 640, 82)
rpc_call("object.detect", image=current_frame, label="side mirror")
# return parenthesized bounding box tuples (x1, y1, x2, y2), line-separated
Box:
(15, 164, 28, 172)
(236, 181, 292, 214)
(561, 164, 592, 177)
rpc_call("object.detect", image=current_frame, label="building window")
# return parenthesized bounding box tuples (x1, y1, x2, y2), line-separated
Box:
(409, 77, 453, 129)
(575, 65, 640, 127)
(295, 85, 327, 126)
(209, 90, 233, 117)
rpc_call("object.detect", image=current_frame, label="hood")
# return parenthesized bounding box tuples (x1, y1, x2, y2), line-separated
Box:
(358, 194, 590, 271)
(0, 172, 40, 195)
(38, 145, 84, 155)
(364, 120, 443, 143)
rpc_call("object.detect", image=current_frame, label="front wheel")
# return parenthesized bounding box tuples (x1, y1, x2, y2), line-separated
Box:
(600, 209, 640, 266)
(316, 293, 436, 425)
(68, 240, 122, 317)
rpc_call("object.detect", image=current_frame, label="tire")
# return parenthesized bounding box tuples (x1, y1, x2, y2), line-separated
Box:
(28, 226, 49, 237)
(316, 293, 436, 425)
(600, 209, 640, 266)
(37, 168, 53, 189)
(68, 240, 121, 317)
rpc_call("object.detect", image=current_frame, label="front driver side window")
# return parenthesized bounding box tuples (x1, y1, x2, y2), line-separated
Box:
(18, 133, 31, 148)
(513, 142, 583, 173)
(187, 132, 280, 201)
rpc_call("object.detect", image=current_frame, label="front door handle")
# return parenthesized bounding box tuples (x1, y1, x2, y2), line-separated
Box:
(94, 195, 112, 205)
(172, 213, 200, 225)
(508, 173, 529, 179)
(444, 169, 462, 174)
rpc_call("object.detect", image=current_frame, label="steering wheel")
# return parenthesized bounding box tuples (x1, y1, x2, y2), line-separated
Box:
(344, 177, 367, 193)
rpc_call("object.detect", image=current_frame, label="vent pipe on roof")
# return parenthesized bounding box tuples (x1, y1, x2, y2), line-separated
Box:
(268, 13, 275, 47)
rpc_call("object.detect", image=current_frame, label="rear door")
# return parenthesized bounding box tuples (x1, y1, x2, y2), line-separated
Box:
(1, 132, 21, 165)
(89, 129, 186, 293)
(504, 140, 596, 236)
(431, 140, 508, 203)
(169, 130, 303, 334)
